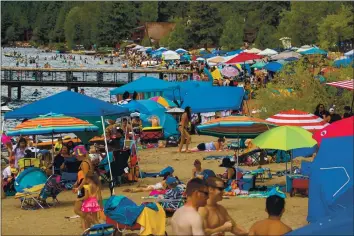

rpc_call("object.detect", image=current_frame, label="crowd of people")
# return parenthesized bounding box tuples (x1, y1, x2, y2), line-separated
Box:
(314, 103, 352, 123)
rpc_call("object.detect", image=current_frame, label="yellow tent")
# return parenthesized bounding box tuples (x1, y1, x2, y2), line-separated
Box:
(211, 68, 223, 80)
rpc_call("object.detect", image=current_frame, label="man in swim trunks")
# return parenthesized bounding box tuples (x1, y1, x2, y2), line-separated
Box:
(171, 178, 209, 235)
(199, 177, 247, 236)
(248, 195, 292, 235)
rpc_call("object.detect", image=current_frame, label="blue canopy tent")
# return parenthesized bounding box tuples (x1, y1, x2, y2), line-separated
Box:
(4, 91, 128, 119)
(164, 81, 212, 102)
(119, 100, 178, 137)
(263, 62, 283, 72)
(181, 87, 245, 113)
(307, 136, 354, 223)
(300, 48, 328, 55)
(110, 77, 178, 98)
(287, 206, 353, 235)
(334, 57, 354, 68)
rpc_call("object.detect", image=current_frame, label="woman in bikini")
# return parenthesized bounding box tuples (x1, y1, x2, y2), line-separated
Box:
(72, 145, 94, 229)
(178, 106, 192, 153)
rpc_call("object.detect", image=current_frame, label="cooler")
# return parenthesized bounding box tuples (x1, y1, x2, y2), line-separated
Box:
(241, 174, 256, 191)
(286, 175, 308, 193)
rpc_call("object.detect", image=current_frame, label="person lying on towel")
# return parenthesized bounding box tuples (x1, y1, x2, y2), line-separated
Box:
(193, 137, 226, 152)
(158, 177, 184, 209)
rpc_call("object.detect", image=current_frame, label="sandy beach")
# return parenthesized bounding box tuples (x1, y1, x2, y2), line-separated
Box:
(1, 135, 309, 235)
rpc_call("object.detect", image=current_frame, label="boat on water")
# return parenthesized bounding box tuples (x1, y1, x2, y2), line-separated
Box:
(1, 106, 12, 113)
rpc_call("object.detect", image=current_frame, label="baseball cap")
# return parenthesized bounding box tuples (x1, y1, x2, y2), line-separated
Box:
(166, 176, 178, 185)
(329, 108, 334, 112)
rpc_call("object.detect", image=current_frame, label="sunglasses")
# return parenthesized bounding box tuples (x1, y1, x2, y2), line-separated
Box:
(209, 185, 225, 191)
(198, 190, 209, 197)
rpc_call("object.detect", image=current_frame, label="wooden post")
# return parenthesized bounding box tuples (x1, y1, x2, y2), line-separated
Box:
(7, 86, 12, 100)
(17, 86, 21, 100)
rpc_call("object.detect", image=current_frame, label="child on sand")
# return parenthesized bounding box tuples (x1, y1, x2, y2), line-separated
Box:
(79, 174, 103, 230)
(248, 193, 292, 235)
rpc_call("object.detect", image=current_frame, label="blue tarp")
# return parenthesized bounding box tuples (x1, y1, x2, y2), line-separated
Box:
(181, 86, 245, 113)
(307, 136, 354, 223)
(119, 100, 179, 137)
(104, 195, 158, 226)
(288, 206, 353, 235)
(264, 62, 283, 72)
(110, 77, 178, 95)
(5, 91, 128, 119)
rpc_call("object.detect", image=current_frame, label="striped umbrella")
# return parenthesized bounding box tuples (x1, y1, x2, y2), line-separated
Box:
(196, 116, 278, 138)
(149, 96, 176, 108)
(266, 109, 329, 133)
(7, 113, 99, 136)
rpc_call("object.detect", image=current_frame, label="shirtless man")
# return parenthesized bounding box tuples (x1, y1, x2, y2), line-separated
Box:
(171, 178, 209, 235)
(199, 177, 247, 236)
(248, 195, 292, 235)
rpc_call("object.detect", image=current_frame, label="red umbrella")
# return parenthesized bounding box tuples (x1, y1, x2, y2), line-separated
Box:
(313, 117, 354, 145)
(266, 109, 329, 133)
(326, 79, 354, 90)
(225, 52, 262, 64)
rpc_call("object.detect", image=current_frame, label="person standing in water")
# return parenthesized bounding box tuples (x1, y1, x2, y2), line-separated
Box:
(178, 106, 192, 153)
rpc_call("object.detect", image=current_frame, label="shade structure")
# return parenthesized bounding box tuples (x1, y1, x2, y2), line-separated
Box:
(4, 91, 128, 119)
(207, 56, 225, 64)
(225, 49, 243, 56)
(251, 61, 266, 69)
(149, 96, 176, 108)
(156, 47, 167, 52)
(258, 48, 278, 56)
(300, 48, 327, 55)
(333, 57, 353, 68)
(313, 117, 354, 146)
(252, 126, 317, 151)
(263, 62, 283, 72)
(162, 50, 180, 60)
(344, 49, 354, 57)
(326, 79, 353, 90)
(7, 113, 99, 136)
(175, 48, 187, 54)
(110, 76, 178, 95)
(196, 116, 277, 138)
(221, 66, 239, 77)
(271, 51, 301, 60)
(225, 52, 262, 64)
(266, 109, 329, 133)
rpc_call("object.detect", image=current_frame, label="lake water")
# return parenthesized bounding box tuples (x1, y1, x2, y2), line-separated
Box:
(1, 47, 158, 129)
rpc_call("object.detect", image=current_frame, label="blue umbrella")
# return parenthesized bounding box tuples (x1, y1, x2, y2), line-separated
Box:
(225, 49, 243, 56)
(175, 48, 187, 54)
(263, 62, 283, 72)
(300, 48, 327, 55)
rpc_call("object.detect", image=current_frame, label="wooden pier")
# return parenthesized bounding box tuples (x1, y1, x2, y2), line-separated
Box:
(0, 66, 192, 100)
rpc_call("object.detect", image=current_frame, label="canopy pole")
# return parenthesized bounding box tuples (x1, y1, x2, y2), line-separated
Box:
(51, 132, 54, 174)
(101, 116, 114, 195)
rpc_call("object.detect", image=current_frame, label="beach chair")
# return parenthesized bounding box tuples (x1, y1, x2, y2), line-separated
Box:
(159, 197, 186, 216)
(14, 174, 62, 209)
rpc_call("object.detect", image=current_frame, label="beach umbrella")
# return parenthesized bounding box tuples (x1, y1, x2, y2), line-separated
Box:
(196, 57, 205, 61)
(266, 109, 329, 133)
(258, 48, 278, 56)
(296, 45, 313, 53)
(300, 48, 327, 55)
(271, 51, 301, 60)
(251, 61, 266, 69)
(207, 56, 226, 64)
(221, 66, 239, 77)
(6, 113, 98, 136)
(175, 48, 187, 54)
(245, 48, 262, 54)
(149, 96, 177, 108)
(162, 50, 180, 60)
(312, 117, 354, 146)
(225, 49, 243, 56)
(252, 126, 316, 151)
(225, 52, 262, 64)
(263, 62, 283, 72)
(165, 107, 184, 114)
(326, 79, 354, 112)
(156, 47, 167, 52)
(333, 57, 353, 68)
(196, 116, 277, 139)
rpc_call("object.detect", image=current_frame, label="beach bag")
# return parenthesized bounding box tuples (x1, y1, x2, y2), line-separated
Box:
(166, 136, 179, 147)
(82, 223, 115, 236)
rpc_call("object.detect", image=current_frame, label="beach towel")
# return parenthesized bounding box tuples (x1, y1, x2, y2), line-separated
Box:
(104, 195, 158, 226)
(136, 203, 166, 236)
(203, 155, 233, 160)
